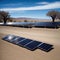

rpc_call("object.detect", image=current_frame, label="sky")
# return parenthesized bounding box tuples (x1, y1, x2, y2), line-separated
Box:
(0, 0, 60, 19)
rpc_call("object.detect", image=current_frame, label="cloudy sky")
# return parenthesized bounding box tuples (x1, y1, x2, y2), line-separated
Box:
(0, 0, 60, 19)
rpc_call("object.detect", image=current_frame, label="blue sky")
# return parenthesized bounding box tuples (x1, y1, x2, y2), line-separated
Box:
(0, 0, 60, 19)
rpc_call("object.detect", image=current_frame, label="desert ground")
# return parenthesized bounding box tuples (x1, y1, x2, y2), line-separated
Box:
(0, 26, 60, 60)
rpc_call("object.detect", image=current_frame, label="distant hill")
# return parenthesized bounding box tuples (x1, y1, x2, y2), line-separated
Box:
(11, 17, 60, 22)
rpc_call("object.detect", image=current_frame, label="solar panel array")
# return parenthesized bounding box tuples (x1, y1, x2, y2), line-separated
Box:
(0, 22, 60, 28)
(2, 34, 53, 52)
(34, 22, 60, 28)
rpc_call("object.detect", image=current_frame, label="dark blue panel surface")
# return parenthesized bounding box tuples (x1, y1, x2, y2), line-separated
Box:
(2, 35, 25, 43)
(1, 22, 60, 28)
(2, 35, 8, 40)
(25, 41, 42, 51)
(11, 37, 25, 44)
(2, 35, 16, 41)
(38, 43, 53, 52)
(18, 39, 33, 47)
(34, 22, 60, 28)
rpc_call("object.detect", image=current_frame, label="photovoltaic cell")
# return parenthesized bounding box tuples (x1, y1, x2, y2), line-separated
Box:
(24, 41, 42, 51)
(2, 35, 15, 41)
(17, 39, 33, 47)
(38, 43, 53, 52)
(2, 35, 8, 40)
(11, 37, 25, 44)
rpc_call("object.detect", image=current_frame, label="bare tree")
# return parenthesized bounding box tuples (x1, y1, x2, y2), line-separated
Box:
(0, 19, 2, 22)
(56, 12, 60, 20)
(0, 11, 10, 24)
(47, 10, 59, 22)
(24, 20, 28, 22)
(0, 14, 2, 22)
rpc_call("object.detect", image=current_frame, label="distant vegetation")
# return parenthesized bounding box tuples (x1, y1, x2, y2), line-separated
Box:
(24, 20, 28, 22)
(47, 10, 60, 22)
(0, 10, 60, 24)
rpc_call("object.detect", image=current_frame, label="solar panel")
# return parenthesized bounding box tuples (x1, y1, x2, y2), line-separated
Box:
(2, 35, 25, 44)
(2, 35, 8, 40)
(2, 34, 54, 52)
(34, 22, 60, 28)
(1, 22, 60, 28)
(38, 43, 53, 52)
(24, 41, 42, 51)
(16, 38, 26, 44)
(17, 39, 33, 47)
(2, 35, 15, 42)
(11, 37, 25, 44)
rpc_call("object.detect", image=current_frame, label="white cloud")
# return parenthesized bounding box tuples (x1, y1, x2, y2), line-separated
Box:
(36, 2, 49, 5)
(0, 1, 60, 11)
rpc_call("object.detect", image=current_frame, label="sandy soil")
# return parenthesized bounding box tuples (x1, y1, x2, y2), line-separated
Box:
(0, 26, 60, 60)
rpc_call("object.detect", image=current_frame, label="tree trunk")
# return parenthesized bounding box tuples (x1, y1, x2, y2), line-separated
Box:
(3, 17, 7, 24)
(52, 17, 55, 22)
(4, 19, 6, 24)
(4, 20, 6, 24)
